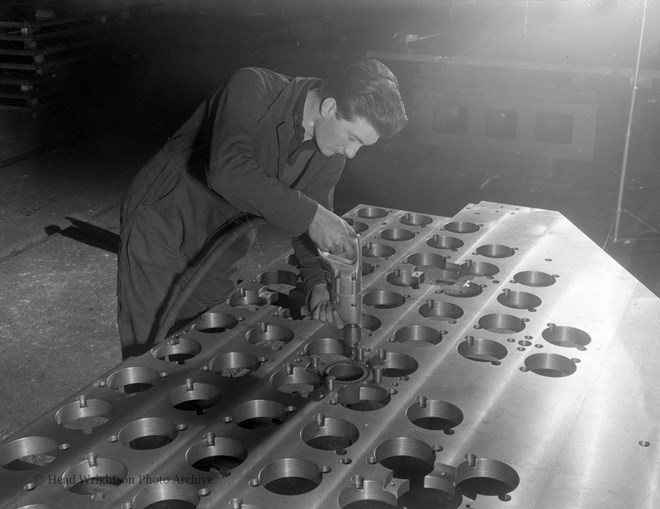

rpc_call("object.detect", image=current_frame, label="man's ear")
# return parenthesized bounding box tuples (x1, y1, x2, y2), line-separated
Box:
(320, 97, 336, 118)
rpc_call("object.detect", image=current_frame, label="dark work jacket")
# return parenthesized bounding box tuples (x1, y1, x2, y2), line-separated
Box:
(118, 67, 346, 353)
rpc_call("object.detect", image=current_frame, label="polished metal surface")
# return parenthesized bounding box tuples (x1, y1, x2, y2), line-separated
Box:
(1, 201, 658, 509)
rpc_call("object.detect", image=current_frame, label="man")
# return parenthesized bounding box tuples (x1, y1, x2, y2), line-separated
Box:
(117, 59, 407, 359)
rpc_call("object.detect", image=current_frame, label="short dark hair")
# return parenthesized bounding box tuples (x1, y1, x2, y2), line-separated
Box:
(325, 59, 407, 139)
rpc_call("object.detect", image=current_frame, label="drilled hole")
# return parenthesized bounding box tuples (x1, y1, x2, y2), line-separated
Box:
(458, 337, 508, 364)
(186, 437, 247, 474)
(152, 338, 202, 364)
(362, 243, 396, 258)
(374, 437, 436, 479)
(513, 270, 556, 287)
(54, 398, 111, 434)
(399, 212, 433, 227)
(524, 353, 577, 377)
(107, 367, 159, 394)
(364, 290, 406, 309)
(444, 221, 479, 234)
(338, 385, 390, 412)
(0, 436, 58, 471)
(455, 457, 520, 499)
(259, 458, 322, 495)
(61, 457, 128, 496)
(344, 217, 369, 233)
(209, 352, 261, 377)
(246, 323, 294, 349)
(407, 400, 464, 431)
(476, 244, 515, 258)
(369, 352, 418, 377)
(194, 312, 237, 333)
(167, 381, 221, 413)
(478, 313, 525, 334)
(394, 325, 443, 346)
(133, 482, 199, 509)
(301, 417, 359, 451)
(380, 228, 415, 241)
(118, 418, 178, 450)
(427, 234, 464, 250)
(497, 291, 542, 310)
(542, 325, 591, 349)
(231, 400, 287, 430)
(419, 300, 464, 321)
(356, 206, 388, 218)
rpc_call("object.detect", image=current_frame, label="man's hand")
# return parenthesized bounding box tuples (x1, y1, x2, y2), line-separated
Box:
(306, 283, 345, 329)
(308, 204, 356, 259)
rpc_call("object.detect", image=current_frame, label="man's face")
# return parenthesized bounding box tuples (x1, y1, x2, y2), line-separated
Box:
(314, 98, 380, 159)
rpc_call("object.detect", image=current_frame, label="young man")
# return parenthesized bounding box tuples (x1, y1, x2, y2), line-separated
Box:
(117, 59, 407, 358)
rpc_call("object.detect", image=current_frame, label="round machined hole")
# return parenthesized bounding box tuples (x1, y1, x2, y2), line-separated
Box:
(301, 416, 360, 451)
(380, 228, 415, 241)
(338, 384, 390, 411)
(259, 458, 322, 495)
(458, 337, 508, 364)
(345, 217, 369, 234)
(386, 268, 421, 288)
(497, 290, 542, 310)
(476, 244, 515, 258)
(478, 313, 525, 334)
(325, 361, 370, 383)
(193, 312, 237, 333)
(406, 252, 447, 269)
(394, 325, 443, 346)
(306, 337, 346, 358)
(186, 436, 247, 474)
(407, 399, 464, 431)
(399, 212, 433, 227)
(461, 260, 499, 278)
(209, 352, 261, 377)
(61, 456, 128, 496)
(444, 221, 479, 234)
(107, 366, 160, 394)
(524, 353, 577, 377)
(338, 479, 397, 508)
(362, 314, 382, 331)
(228, 289, 266, 307)
(152, 338, 202, 364)
(257, 269, 299, 288)
(231, 400, 287, 430)
(363, 290, 406, 309)
(118, 417, 178, 450)
(55, 398, 111, 434)
(362, 261, 375, 276)
(542, 325, 591, 349)
(398, 472, 463, 509)
(271, 366, 321, 396)
(374, 437, 436, 479)
(513, 270, 556, 287)
(455, 457, 520, 499)
(246, 323, 294, 349)
(362, 242, 396, 258)
(15, 506, 55, 509)
(419, 300, 464, 322)
(133, 482, 199, 509)
(369, 351, 418, 377)
(427, 235, 464, 250)
(167, 380, 221, 413)
(0, 436, 59, 471)
(356, 206, 388, 219)
(442, 282, 483, 298)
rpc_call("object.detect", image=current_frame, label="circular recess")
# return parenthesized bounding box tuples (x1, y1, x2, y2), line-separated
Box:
(231, 400, 287, 430)
(362, 314, 382, 332)
(271, 366, 321, 396)
(393, 325, 443, 346)
(186, 436, 247, 473)
(209, 352, 261, 377)
(362, 262, 375, 276)
(406, 252, 447, 269)
(167, 381, 221, 413)
(338, 478, 397, 508)
(246, 323, 294, 349)
(0, 436, 59, 471)
(259, 458, 322, 495)
(306, 337, 346, 358)
(345, 217, 369, 234)
(386, 268, 420, 288)
(398, 474, 463, 509)
(407, 399, 464, 431)
(374, 437, 436, 479)
(338, 385, 390, 411)
(478, 314, 525, 334)
(458, 337, 508, 364)
(441, 282, 483, 298)
(380, 228, 415, 241)
(461, 260, 499, 277)
(542, 325, 591, 349)
(228, 289, 266, 307)
(55, 398, 111, 433)
(513, 271, 556, 287)
(444, 221, 479, 234)
(152, 338, 202, 364)
(369, 352, 418, 377)
(356, 206, 388, 219)
(455, 457, 520, 499)
(301, 416, 359, 451)
(419, 300, 464, 321)
(524, 353, 577, 377)
(497, 290, 542, 310)
(325, 361, 370, 383)
(363, 290, 406, 309)
(362, 243, 396, 258)
(133, 482, 199, 509)
(427, 234, 464, 250)
(118, 417, 178, 450)
(476, 244, 515, 258)
(399, 212, 433, 227)
(61, 456, 127, 496)
(257, 269, 298, 287)
(15, 506, 55, 509)
(193, 312, 237, 333)
(107, 366, 160, 394)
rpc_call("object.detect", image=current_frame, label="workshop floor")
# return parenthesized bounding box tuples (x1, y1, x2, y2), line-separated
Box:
(1, 14, 660, 442)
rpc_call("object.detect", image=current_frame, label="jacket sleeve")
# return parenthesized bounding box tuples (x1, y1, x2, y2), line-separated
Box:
(206, 68, 318, 236)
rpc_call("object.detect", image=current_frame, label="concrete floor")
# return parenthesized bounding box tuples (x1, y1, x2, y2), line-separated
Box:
(1, 10, 660, 442)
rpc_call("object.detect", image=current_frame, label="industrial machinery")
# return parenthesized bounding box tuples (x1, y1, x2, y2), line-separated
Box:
(1, 201, 658, 509)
